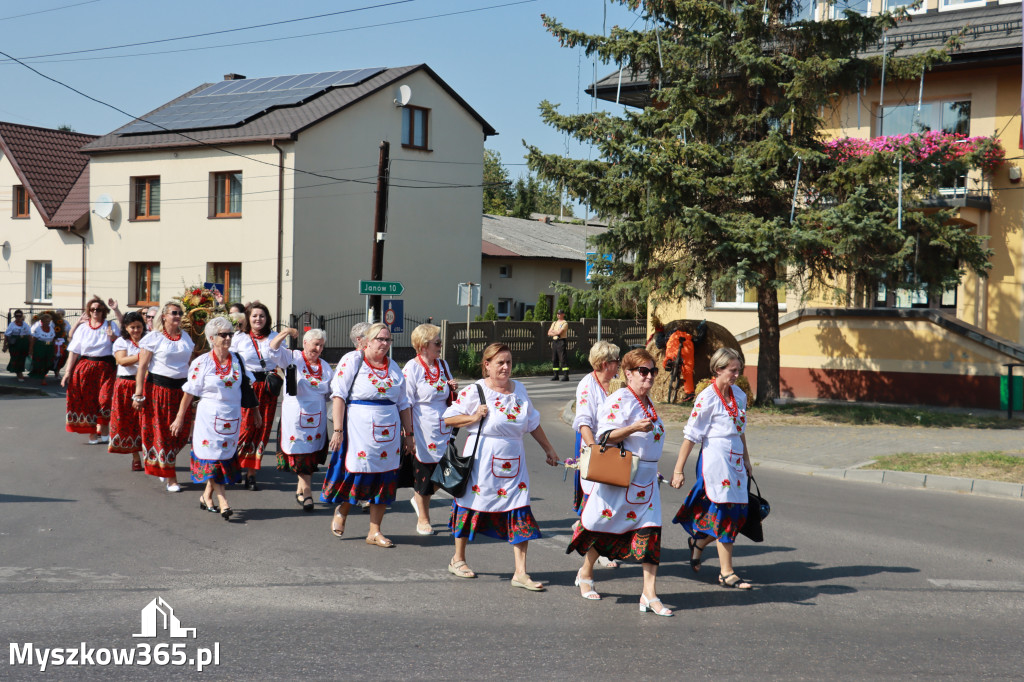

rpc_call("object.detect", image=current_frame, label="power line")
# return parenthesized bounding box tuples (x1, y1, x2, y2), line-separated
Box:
(0, 0, 101, 22)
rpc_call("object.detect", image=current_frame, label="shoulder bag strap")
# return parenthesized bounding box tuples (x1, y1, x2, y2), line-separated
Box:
(249, 334, 267, 370)
(348, 351, 364, 402)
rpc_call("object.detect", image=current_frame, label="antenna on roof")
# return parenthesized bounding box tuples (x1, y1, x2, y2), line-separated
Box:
(93, 194, 114, 220)
(394, 84, 412, 107)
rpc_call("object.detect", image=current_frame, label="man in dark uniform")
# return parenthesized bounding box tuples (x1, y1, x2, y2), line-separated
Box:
(547, 309, 570, 381)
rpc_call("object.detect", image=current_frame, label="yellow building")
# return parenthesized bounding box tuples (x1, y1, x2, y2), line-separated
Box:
(590, 2, 1024, 407)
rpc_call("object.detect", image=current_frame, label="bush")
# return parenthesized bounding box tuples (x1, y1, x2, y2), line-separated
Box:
(457, 346, 480, 377)
(534, 293, 551, 321)
(523, 309, 534, 321)
(555, 293, 571, 316)
(483, 303, 498, 321)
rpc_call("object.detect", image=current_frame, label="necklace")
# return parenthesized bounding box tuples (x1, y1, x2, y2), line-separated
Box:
(302, 352, 322, 380)
(250, 330, 267, 340)
(626, 385, 658, 422)
(592, 371, 610, 397)
(364, 356, 389, 379)
(417, 354, 440, 383)
(711, 381, 744, 432)
(162, 329, 181, 342)
(129, 338, 140, 350)
(88, 320, 103, 330)
(211, 351, 232, 378)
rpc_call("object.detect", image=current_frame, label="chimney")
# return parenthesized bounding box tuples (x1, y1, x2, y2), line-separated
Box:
(540, 216, 550, 224)
(224, 73, 246, 81)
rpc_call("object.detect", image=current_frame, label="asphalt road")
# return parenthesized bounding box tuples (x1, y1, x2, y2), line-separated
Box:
(2, 377, 1023, 680)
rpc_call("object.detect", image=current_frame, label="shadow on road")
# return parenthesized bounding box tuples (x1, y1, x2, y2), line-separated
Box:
(0, 493, 76, 503)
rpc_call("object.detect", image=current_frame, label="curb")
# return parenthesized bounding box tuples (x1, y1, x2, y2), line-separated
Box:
(559, 398, 1024, 502)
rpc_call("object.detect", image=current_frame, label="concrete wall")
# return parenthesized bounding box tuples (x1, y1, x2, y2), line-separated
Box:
(0, 155, 85, 312)
(293, 68, 485, 322)
(481, 257, 589, 319)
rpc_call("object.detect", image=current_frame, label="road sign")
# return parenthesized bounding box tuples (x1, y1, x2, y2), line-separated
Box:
(585, 253, 614, 283)
(383, 299, 404, 334)
(359, 280, 404, 296)
(456, 282, 480, 307)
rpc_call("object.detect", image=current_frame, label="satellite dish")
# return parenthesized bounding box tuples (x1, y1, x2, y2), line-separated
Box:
(394, 84, 412, 107)
(94, 194, 114, 220)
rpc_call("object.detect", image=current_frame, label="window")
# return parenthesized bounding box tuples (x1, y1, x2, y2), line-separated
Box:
(133, 262, 160, 306)
(29, 261, 51, 302)
(785, 0, 817, 23)
(497, 298, 512, 319)
(877, 100, 970, 138)
(499, 264, 512, 278)
(207, 262, 241, 304)
(212, 172, 242, 217)
(882, 0, 926, 14)
(831, 0, 869, 17)
(401, 106, 429, 149)
(560, 268, 573, 283)
(711, 277, 786, 309)
(940, 0, 986, 10)
(14, 185, 30, 218)
(131, 176, 160, 220)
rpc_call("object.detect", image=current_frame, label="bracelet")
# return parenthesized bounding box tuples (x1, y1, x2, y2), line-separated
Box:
(132, 396, 146, 402)
(673, 471, 684, 475)
(333, 429, 343, 433)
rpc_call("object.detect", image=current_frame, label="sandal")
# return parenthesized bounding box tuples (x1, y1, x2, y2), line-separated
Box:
(688, 536, 705, 573)
(448, 559, 476, 579)
(718, 572, 752, 590)
(330, 509, 346, 538)
(295, 492, 304, 507)
(510, 573, 545, 592)
(302, 497, 314, 513)
(639, 595, 673, 617)
(574, 571, 601, 600)
(365, 531, 395, 548)
(199, 496, 218, 513)
(597, 556, 620, 569)
(415, 522, 435, 536)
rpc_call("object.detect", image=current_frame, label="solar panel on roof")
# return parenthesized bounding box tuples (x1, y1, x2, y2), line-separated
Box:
(120, 67, 386, 135)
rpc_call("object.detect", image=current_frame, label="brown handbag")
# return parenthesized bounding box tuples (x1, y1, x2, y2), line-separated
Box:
(578, 433, 639, 488)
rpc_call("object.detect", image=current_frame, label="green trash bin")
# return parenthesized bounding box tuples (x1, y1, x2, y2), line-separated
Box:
(999, 374, 1024, 411)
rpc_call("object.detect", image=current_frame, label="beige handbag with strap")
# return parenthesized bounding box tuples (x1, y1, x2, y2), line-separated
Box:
(579, 433, 640, 488)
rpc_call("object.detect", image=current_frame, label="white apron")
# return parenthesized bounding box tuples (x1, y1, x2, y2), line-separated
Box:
(403, 356, 454, 464)
(572, 371, 611, 497)
(184, 353, 254, 461)
(443, 380, 541, 513)
(684, 384, 748, 504)
(329, 351, 410, 474)
(277, 349, 333, 454)
(583, 388, 665, 533)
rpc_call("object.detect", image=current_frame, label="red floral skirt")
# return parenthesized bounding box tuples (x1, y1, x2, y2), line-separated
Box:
(566, 524, 661, 565)
(65, 358, 115, 433)
(237, 380, 278, 469)
(191, 452, 241, 485)
(107, 377, 142, 454)
(142, 382, 193, 478)
(448, 503, 542, 545)
(277, 447, 327, 476)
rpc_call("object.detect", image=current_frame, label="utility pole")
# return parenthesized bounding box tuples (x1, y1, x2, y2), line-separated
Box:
(369, 141, 390, 322)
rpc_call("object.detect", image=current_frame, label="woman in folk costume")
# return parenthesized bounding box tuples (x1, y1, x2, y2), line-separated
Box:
(322, 323, 414, 548)
(670, 347, 754, 590)
(172, 316, 256, 521)
(274, 328, 333, 513)
(231, 302, 288, 491)
(442, 343, 561, 589)
(134, 300, 195, 493)
(27, 313, 56, 385)
(401, 323, 458, 535)
(566, 348, 671, 615)
(4, 309, 31, 381)
(63, 296, 119, 444)
(108, 312, 146, 471)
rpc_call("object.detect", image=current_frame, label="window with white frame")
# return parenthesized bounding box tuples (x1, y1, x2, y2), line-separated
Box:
(29, 261, 52, 302)
(940, 0, 987, 10)
(831, 0, 870, 17)
(497, 298, 512, 319)
(711, 277, 786, 309)
(882, 0, 926, 14)
(876, 99, 970, 138)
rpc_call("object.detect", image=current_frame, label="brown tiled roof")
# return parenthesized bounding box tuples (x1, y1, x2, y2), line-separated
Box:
(48, 164, 91, 229)
(482, 239, 519, 257)
(0, 122, 97, 226)
(84, 64, 497, 153)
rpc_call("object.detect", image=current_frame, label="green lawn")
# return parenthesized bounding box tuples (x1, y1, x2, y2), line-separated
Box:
(863, 452, 1024, 484)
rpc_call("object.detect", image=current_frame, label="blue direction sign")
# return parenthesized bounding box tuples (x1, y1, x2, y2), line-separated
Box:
(359, 280, 404, 296)
(585, 253, 614, 283)
(383, 299, 404, 334)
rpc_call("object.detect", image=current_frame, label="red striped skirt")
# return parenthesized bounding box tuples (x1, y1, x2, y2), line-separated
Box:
(65, 358, 115, 433)
(237, 380, 278, 469)
(107, 376, 143, 454)
(141, 381, 193, 478)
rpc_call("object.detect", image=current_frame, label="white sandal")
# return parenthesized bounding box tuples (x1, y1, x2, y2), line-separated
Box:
(639, 595, 673, 617)
(574, 571, 601, 600)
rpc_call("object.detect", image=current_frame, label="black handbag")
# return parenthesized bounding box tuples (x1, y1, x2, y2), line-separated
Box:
(250, 334, 283, 397)
(739, 476, 770, 543)
(285, 364, 297, 396)
(430, 384, 485, 497)
(234, 353, 260, 409)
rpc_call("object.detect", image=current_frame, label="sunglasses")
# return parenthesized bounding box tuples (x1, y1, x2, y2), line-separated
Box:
(632, 366, 658, 378)
(373, 336, 392, 343)
(89, 307, 103, 313)
(214, 332, 233, 339)
(167, 311, 183, 316)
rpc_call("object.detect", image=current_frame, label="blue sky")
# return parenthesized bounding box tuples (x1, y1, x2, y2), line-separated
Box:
(0, 0, 636, 195)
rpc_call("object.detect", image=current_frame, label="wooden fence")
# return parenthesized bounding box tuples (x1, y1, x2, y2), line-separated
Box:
(440, 319, 647, 364)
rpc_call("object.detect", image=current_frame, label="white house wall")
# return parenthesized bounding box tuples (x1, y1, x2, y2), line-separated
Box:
(86, 143, 291, 315)
(293, 68, 484, 322)
(481, 258, 590, 318)
(0, 154, 85, 312)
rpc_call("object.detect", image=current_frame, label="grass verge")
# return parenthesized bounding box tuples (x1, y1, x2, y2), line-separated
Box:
(863, 451, 1024, 484)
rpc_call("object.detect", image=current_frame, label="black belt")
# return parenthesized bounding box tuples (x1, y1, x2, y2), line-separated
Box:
(116, 375, 136, 382)
(82, 355, 116, 365)
(147, 372, 186, 389)
(252, 371, 269, 383)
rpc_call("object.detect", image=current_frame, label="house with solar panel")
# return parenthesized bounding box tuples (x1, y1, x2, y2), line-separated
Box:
(77, 65, 495, 327)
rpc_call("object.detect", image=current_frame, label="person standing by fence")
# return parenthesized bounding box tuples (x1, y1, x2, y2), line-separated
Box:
(4, 310, 31, 381)
(547, 309, 570, 382)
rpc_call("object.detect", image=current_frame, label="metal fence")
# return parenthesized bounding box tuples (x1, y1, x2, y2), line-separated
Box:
(289, 309, 430, 363)
(440, 319, 647, 364)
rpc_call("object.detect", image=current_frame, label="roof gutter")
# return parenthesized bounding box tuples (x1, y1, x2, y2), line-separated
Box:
(68, 228, 86, 309)
(271, 140, 285, 327)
